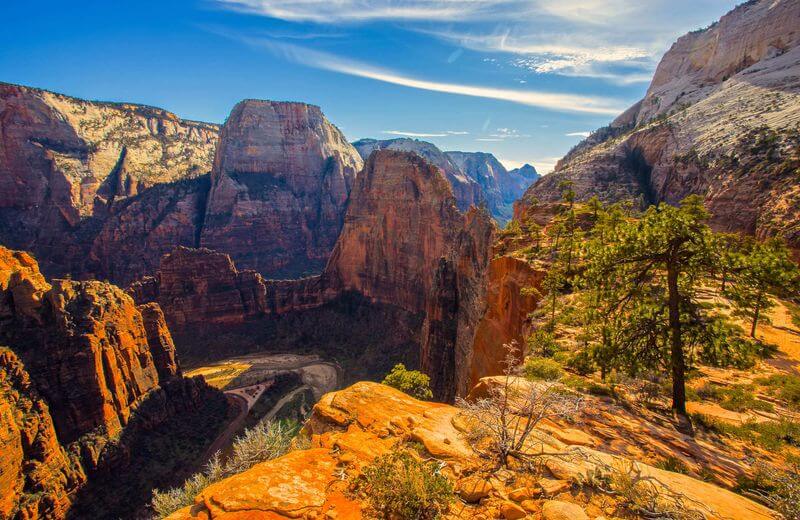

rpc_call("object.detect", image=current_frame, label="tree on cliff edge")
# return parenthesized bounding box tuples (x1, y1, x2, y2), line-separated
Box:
(583, 196, 715, 419)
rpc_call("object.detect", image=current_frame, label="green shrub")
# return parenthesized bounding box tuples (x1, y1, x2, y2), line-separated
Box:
(654, 456, 691, 475)
(382, 364, 433, 400)
(758, 374, 800, 410)
(522, 357, 564, 381)
(736, 464, 800, 520)
(151, 420, 300, 518)
(353, 449, 454, 520)
(525, 329, 560, 357)
(566, 350, 596, 376)
(692, 414, 800, 450)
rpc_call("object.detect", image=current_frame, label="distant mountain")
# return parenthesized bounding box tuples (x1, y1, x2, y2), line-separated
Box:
(509, 163, 540, 182)
(516, 0, 800, 248)
(351, 138, 481, 212)
(352, 138, 537, 224)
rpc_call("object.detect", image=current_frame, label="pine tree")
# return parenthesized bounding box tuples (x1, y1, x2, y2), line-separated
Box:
(728, 239, 800, 338)
(583, 196, 716, 417)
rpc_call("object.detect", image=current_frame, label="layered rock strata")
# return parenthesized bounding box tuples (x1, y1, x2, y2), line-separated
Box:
(166, 380, 774, 520)
(200, 100, 363, 277)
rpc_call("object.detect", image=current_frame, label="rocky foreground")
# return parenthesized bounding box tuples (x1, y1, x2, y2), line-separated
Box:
(167, 380, 773, 520)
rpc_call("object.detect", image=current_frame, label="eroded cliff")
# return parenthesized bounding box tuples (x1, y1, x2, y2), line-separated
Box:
(517, 0, 800, 247)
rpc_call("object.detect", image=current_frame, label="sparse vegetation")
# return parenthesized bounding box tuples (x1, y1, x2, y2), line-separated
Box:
(382, 363, 433, 400)
(151, 420, 301, 518)
(522, 356, 564, 381)
(352, 448, 454, 520)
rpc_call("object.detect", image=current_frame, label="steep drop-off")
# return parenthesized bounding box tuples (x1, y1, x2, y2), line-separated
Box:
(517, 0, 800, 247)
(0, 246, 230, 519)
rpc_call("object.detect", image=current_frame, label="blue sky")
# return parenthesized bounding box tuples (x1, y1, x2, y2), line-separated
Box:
(1, 0, 735, 172)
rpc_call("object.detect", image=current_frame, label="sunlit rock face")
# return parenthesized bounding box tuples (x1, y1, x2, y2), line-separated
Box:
(201, 100, 363, 278)
(517, 0, 800, 248)
(0, 82, 218, 280)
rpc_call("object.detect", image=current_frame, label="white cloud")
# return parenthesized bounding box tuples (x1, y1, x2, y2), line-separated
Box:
(566, 131, 591, 137)
(215, 0, 522, 23)
(476, 138, 503, 142)
(445, 130, 469, 135)
(245, 39, 625, 115)
(382, 130, 448, 137)
(490, 127, 531, 139)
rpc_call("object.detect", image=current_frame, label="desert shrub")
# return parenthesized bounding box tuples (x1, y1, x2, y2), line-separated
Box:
(758, 374, 800, 410)
(151, 420, 300, 518)
(692, 414, 800, 450)
(717, 385, 774, 413)
(607, 461, 705, 519)
(566, 349, 596, 376)
(654, 456, 691, 475)
(525, 329, 560, 357)
(522, 357, 564, 381)
(382, 363, 433, 400)
(353, 449, 454, 520)
(737, 464, 800, 520)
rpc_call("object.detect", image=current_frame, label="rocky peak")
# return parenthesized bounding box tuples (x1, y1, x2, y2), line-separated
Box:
(517, 0, 800, 247)
(352, 137, 482, 212)
(509, 163, 540, 181)
(201, 99, 363, 278)
(325, 149, 463, 314)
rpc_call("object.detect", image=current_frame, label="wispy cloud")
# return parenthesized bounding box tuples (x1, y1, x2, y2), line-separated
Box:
(422, 28, 655, 84)
(382, 130, 448, 137)
(240, 39, 624, 115)
(214, 0, 520, 23)
(566, 131, 591, 137)
(490, 127, 531, 139)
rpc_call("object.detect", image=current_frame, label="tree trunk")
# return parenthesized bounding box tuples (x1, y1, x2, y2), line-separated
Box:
(667, 266, 687, 416)
(750, 293, 762, 338)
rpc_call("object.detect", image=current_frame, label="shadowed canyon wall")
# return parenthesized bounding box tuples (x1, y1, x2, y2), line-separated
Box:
(0, 246, 229, 519)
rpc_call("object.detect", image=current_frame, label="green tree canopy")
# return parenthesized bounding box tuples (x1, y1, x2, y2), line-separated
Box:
(382, 364, 433, 400)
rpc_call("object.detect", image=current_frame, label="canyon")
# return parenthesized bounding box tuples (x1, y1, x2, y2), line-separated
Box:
(1, 0, 799, 518)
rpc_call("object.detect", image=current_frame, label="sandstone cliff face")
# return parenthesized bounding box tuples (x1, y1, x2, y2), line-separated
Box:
(167, 381, 774, 520)
(0, 348, 84, 520)
(517, 0, 800, 247)
(0, 83, 218, 278)
(470, 256, 544, 390)
(325, 150, 465, 313)
(420, 207, 495, 401)
(0, 245, 177, 444)
(201, 100, 363, 278)
(0, 245, 229, 518)
(352, 138, 482, 213)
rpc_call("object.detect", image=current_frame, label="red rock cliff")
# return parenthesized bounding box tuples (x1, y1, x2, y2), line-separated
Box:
(200, 100, 363, 278)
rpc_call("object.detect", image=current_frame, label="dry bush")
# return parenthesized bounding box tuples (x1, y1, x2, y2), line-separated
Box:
(457, 342, 583, 468)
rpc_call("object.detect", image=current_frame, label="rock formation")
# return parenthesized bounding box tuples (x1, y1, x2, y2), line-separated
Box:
(201, 100, 363, 278)
(352, 138, 538, 224)
(0, 348, 84, 519)
(131, 150, 500, 400)
(516, 0, 800, 247)
(0, 85, 366, 284)
(166, 380, 774, 520)
(0, 245, 229, 518)
(352, 137, 481, 213)
(0, 82, 218, 279)
(508, 163, 541, 184)
(470, 257, 544, 389)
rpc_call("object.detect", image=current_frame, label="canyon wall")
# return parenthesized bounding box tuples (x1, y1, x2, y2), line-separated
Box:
(516, 0, 800, 247)
(352, 138, 538, 224)
(0, 86, 365, 284)
(0, 83, 218, 279)
(0, 245, 226, 518)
